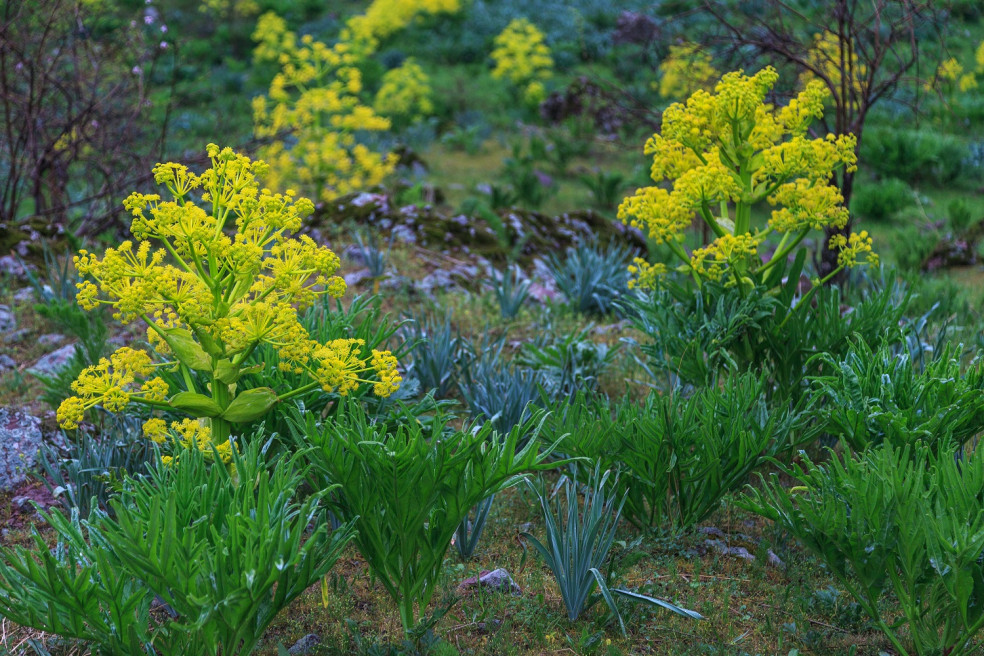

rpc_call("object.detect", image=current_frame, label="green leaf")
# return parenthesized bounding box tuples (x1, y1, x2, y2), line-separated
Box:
(214, 359, 241, 385)
(590, 567, 626, 636)
(613, 587, 704, 620)
(169, 391, 223, 418)
(221, 388, 279, 423)
(162, 328, 212, 372)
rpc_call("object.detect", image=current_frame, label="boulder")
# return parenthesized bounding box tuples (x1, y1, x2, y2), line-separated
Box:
(0, 408, 43, 492)
(29, 343, 78, 377)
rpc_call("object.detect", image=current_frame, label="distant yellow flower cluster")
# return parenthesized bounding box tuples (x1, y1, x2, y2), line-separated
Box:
(252, 14, 396, 203)
(657, 43, 719, 100)
(925, 42, 984, 96)
(58, 146, 401, 460)
(200, 0, 260, 18)
(619, 68, 873, 291)
(252, 0, 457, 201)
(491, 18, 554, 105)
(343, 0, 460, 53)
(800, 31, 867, 98)
(374, 58, 435, 122)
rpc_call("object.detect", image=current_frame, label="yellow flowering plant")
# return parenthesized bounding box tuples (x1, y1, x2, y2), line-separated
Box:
(56, 145, 401, 460)
(491, 18, 554, 106)
(373, 58, 435, 124)
(619, 67, 876, 301)
(252, 14, 397, 203)
(657, 42, 719, 100)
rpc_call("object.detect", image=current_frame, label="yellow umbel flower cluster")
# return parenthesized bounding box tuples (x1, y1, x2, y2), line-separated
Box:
(619, 68, 872, 291)
(657, 43, 719, 100)
(343, 0, 460, 52)
(252, 14, 397, 203)
(800, 31, 867, 99)
(374, 58, 435, 122)
(491, 18, 554, 105)
(58, 146, 401, 460)
(56, 348, 165, 429)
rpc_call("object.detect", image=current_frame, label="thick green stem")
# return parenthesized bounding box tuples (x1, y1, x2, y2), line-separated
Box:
(398, 595, 415, 636)
(759, 229, 810, 274)
(210, 377, 232, 445)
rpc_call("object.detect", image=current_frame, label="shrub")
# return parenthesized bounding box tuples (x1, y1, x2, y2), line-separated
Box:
(290, 401, 564, 633)
(850, 177, 914, 221)
(517, 325, 618, 400)
(545, 240, 634, 317)
(811, 341, 984, 454)
(860, 126, 968, 185)
(624, 274, 912, 398)
(501, 141, 554, 208)
(0, 506, 193, 655)
(743, 442, 984, 656)
(252, 13, 396, 202)
(99, 441, 356, 655)
(0, 440, 351, 655)
(490, 18, 554, 105)
(579, 170, 627, 210)
(374, 58, 435, 125)
(544, 375, 805, 532)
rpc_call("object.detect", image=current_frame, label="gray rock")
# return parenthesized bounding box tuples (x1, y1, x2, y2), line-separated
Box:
(0, 305, 15, 336)
(0, 256, 32, 279)
(38, 333, 65, 347)
(458, 568, 522, 595)
(29, 343, 78, 377)
(704, 539, 756, 562)
(288, 634, 321, 655)
(12, 287, 33, 303)
(13, 285, 50, 303)
(0, 354, 16, 373)
(0, 408, 43, 491)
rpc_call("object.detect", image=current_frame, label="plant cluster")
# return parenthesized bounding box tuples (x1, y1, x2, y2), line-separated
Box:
(1, 441, 353, 655)
(55, 147, 401, 458)
(490, 18, 555, 105)
(374, 58, 435, 124)
(744, 441, 984, 656)
(619, 68, 875, 294)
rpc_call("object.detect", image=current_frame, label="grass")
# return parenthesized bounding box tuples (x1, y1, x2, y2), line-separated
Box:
(250, 486, 902, 655)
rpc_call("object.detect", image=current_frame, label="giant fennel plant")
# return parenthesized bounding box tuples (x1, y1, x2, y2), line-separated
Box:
(491, 17, 554, 106)
(56, 145, 401, 459)
(251, 0, 457, 201)
(619, 67, 876, 295)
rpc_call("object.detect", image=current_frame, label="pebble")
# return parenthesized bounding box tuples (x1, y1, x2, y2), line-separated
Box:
(288, 634, 320, 655)
(457, 568, 522, 595)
